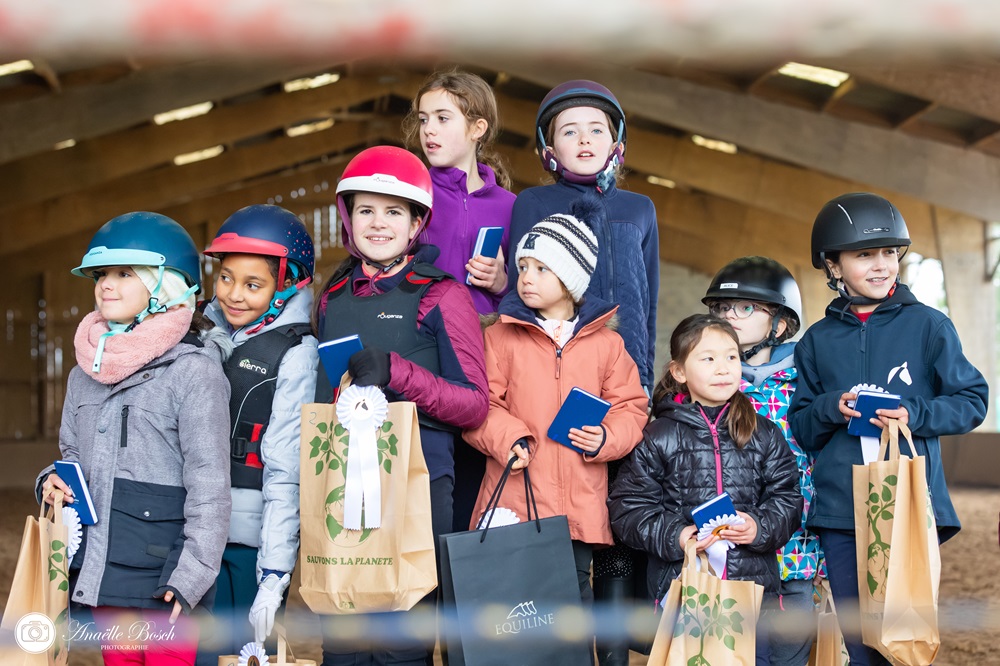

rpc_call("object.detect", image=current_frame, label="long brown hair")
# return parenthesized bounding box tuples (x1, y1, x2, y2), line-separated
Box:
(652, 314, 758, 448)
(402, 68, 512, 190)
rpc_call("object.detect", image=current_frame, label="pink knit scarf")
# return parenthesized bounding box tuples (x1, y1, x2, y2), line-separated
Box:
(74, 308, 194, 385)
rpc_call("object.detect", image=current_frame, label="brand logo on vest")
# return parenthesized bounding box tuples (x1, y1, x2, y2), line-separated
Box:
(239, 358, 269, 375)
(377, 312, 403, 320)
(495, 600, 555, 635)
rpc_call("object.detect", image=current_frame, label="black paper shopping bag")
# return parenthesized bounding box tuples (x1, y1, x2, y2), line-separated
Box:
(439, 459, 593, 666)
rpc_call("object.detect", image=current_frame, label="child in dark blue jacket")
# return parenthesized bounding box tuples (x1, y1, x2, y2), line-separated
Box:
(788, 192, 988, 666)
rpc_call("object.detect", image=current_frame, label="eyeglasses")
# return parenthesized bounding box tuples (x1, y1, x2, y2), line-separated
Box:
(708, 301, 775, 320)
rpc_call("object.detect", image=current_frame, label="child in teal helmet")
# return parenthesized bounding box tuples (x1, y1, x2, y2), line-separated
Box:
(37, 212, 232, 664)
(196, 205, 318, 662)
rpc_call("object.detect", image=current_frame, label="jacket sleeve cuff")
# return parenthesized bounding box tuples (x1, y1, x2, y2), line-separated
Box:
(584, 426, 607, 458)
(154, 585, 192, 614)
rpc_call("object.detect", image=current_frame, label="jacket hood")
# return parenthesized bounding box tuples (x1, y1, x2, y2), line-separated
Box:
(652, 392, 730, 432)
(742, 340, 796, 386)
(827, 281, 919, 320)
(496, 288, 617, 331)
(205, 286, 314, 345)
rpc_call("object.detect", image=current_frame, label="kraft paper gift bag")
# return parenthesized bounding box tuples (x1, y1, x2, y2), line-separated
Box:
(853, 419, 940, 666)
(438, 459, 592, 666)
(217, 625, 317, 666)
(808, 578, 850, 666)
(298, 382, 437, 614)
(1, 491, 70, 666)
(647, 540, 763, 666)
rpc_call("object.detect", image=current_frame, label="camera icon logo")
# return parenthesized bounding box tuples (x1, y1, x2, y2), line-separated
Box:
(14, 613, 55, 654)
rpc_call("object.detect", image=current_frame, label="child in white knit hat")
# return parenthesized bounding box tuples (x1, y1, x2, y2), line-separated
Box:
(463, 200, 649, 611)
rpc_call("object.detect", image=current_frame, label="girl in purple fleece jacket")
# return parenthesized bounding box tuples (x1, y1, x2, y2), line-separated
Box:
(403, 69, 515, 315)
(403, 69, 516, 533)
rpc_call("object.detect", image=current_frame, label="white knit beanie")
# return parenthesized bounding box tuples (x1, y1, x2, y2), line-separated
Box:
(515, 213, 599, 302)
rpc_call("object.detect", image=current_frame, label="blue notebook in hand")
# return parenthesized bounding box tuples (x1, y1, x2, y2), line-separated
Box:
(848, 390, 901, 438)
(318, 334, 364, 384)
(466, 226, 504, 285)
(691, 492, 738, 536)
(54, 460, 97, 525)
(547, 387, 612, 454)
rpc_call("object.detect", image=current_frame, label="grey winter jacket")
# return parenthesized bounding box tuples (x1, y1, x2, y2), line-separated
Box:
(203, 289, 318, 578)
(609, 395, 801, 599)
(37, 327, 232, 611)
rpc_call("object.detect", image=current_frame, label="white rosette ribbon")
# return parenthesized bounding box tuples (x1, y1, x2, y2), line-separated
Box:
(237, 641, 269, 666)
(336, 384, 389, 530)
(477, 507, 520, 529)
(697, 513, 745, 578)
(62, 506, 83, 564)
(849, 382, 887, 464)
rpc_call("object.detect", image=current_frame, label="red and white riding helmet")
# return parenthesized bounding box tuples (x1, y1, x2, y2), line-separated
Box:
(336, 146, 434, 258)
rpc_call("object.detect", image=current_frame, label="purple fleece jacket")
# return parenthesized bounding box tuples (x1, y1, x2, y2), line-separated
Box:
(421, 164, 515, 314)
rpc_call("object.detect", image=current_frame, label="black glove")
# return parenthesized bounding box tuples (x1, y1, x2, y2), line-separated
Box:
(348, 347, 391, 387)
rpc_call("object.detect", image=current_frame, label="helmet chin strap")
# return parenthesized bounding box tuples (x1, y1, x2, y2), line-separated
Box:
(243, 261, 313, 335)
(539, 121, 625, 193)
(740, 316, 782, 363)
(827, 276, 898, 307)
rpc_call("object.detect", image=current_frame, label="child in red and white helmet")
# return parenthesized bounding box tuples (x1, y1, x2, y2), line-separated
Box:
(313, 145, 488, 665)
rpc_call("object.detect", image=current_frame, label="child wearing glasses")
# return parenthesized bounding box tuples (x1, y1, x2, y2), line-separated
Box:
(703, 256, 820, 666)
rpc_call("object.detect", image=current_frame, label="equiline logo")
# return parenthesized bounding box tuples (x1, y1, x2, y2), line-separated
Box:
(377, 312, 403, 320)
(238, 358, 268, 375)
(495, 600, 555, 635)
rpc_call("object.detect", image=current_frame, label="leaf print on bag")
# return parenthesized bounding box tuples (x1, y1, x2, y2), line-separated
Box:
(866, 476, 896, 601)
(672, 585, 746, 665)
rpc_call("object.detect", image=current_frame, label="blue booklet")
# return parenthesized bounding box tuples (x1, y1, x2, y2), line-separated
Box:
(466, 226, 505, 285)
(848, 390, 901, 438)
(318, 334, 364, 385)
(691, 492, 738, 535)
(54, 460, 97, 525)
(547, 387, 612, 453)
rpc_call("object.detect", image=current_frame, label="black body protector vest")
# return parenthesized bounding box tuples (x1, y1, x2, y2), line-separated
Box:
(315, 263, 456, 433)
(223, 323, 310, 490)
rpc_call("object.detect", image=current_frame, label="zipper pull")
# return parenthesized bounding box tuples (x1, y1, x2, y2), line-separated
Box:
(555, 348, 562, 379)
(120, 405, 129, 448)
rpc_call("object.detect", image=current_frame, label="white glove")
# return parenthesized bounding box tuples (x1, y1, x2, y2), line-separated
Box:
(249, 573, 290, 644)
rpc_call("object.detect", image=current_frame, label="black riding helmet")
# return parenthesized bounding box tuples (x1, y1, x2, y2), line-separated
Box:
(703, 256, 802, 361)
(812, 192, 911, 304)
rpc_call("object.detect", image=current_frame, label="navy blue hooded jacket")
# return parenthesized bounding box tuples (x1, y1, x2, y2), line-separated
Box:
(509, 179, 659, 389)
(788, 284, 988, 542)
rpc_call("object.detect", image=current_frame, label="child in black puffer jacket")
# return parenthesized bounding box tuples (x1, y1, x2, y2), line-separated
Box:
(609, 314, 801, 665)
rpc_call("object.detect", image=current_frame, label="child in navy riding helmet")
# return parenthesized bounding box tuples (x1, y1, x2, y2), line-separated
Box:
(788, 192, 988, 665)
(508, 80, 660, 666)
(704, 256, 821, 665)
(508, 80, 658, 392)
(37, 212, 232, 665)
(196, 204, 318, 662)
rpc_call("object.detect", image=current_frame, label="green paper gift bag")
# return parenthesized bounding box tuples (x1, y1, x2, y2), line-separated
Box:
(852, 419, 940, 666)
(298, 391, 437, 615)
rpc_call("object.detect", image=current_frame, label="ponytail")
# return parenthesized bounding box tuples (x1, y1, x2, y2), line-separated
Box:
(725, 391, 758, 449)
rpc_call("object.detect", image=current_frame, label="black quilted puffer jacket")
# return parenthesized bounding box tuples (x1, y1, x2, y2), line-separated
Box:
(608, 394, 801, 600)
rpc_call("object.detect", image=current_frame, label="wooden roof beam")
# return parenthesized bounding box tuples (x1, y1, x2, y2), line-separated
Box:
(0, 120, 377, 255)
(0, 59, 340, 164)
(0, 71, 392, 211)
(488, 59, 1000, 222)
(492, 90, 941, 257)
